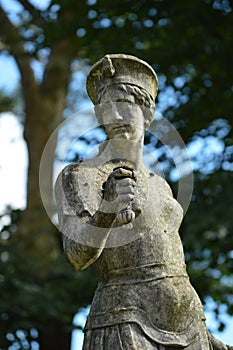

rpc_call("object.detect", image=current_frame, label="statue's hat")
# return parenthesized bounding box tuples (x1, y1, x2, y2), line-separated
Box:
(86, 54, 158, 105)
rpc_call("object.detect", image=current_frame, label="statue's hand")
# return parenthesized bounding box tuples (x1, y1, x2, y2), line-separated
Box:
(103, 167, 136, 219)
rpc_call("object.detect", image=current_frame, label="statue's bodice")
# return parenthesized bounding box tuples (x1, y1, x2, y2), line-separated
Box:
(91, 164, 186, 282)
(60, 159, 206, 347)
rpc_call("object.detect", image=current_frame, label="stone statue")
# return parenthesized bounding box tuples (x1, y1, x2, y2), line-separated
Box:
(55, 54, 232, 349)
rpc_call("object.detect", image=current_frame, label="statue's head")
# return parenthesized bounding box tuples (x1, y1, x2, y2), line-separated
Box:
(86, 54, 158, 131)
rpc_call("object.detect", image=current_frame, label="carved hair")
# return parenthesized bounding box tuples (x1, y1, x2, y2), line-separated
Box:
(96, 83, 156, 129)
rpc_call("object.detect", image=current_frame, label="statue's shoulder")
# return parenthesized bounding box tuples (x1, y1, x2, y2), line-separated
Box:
(61, 160, 85, 175)
(146, 169, 183, 219)
(56, 159, 95, 186)
(55, 160, 101, 217)
(145, 169, 173, 197)
(55, 161, 83, 196)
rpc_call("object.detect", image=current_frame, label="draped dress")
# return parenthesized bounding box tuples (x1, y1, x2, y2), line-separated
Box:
(55, 158, 211, 350)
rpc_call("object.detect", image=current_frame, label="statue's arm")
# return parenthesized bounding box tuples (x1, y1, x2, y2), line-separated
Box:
(60, 212, 115, 271)
(54, 170, 116, 271)
(54, 166, 134, 270)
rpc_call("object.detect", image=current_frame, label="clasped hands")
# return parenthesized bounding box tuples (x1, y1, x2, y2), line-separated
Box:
(102, 167, 136, 225)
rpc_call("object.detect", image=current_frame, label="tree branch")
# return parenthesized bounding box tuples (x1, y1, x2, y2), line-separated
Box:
(0, 5, 38, 103)
(16, 0, 47, 26)
(0, 40, 8, 51)
(0, 6, 21, 54)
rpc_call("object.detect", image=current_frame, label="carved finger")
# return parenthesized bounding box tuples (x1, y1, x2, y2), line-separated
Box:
(112, 167, 134, 179)
(118, 209, 135, 224)
(117, 193, 134, 203)
(116, 184, 134, 195)
(116, 178, 135, 187)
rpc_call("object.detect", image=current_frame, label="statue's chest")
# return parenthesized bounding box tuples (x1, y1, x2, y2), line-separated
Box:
(94, 186, 184, 278)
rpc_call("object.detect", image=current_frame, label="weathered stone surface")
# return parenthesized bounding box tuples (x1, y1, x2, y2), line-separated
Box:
(55, 54, 231, 349)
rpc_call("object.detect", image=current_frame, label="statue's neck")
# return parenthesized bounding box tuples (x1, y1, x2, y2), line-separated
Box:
(98, 137, 144, 167)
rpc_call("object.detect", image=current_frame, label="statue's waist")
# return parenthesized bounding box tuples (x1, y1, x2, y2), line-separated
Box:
(96, 262, 188, 286)
(85, 276, 205, 346)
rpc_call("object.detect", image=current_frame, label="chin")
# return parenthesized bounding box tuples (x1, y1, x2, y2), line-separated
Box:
(110, 132, 130, 139)
(118, 133, 130, 139)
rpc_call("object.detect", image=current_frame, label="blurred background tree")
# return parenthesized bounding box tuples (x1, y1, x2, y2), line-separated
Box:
(0, 0, 232, 349)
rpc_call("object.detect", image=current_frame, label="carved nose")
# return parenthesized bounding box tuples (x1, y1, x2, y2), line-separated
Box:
(111, 104, 123, 121)
(115, 111, 123, 120)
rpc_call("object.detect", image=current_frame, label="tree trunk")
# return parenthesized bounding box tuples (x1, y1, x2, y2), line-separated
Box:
(14, 42, 76, 349)
(16, 40, 74, 272)
(0, 6, 82, 349)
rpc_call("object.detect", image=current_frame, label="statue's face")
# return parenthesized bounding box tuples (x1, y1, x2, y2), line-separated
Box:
(97, 85, 144, 141)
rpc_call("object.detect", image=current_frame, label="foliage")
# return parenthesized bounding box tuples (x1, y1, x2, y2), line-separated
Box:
(0, 209, 96, 349)
(0, 91, 14, 112)
(0, 0, 233, 348)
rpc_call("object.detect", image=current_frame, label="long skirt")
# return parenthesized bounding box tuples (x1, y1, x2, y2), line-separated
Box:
(83, 322, 212, 350)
